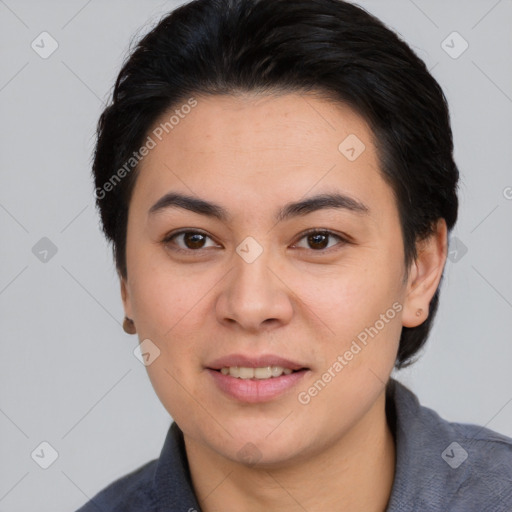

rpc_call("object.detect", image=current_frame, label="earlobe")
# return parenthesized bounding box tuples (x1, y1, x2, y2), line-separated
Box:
(120, 277, 137, 334)
(402, 219, 448, 328)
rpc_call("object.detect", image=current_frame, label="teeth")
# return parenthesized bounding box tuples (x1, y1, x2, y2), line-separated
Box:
(239, 367, 255, 379)
(219, 366, 296, 379)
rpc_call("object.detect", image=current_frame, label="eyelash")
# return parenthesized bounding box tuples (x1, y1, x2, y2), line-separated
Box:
(162, 228, 351, 255)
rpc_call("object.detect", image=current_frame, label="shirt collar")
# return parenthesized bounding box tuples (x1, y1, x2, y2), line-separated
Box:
(154, 421, 202, 511)
(384, 377, 465, 511)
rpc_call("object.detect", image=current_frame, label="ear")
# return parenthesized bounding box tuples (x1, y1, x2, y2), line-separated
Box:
(402, 219, 448, 328)
(120, 274, 133, 320)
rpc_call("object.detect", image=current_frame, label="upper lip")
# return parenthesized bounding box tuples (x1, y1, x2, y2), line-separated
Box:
(207, 354, 307, 371)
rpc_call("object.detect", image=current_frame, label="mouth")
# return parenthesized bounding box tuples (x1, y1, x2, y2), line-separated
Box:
(216, 366, 302, 379)
(206, 354, 310, 403)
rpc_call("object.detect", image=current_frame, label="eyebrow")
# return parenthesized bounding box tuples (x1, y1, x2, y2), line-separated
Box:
(148, 191, 369, 223)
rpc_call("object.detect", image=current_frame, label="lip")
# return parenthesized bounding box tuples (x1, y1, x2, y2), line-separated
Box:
(206, 353, 310, 403)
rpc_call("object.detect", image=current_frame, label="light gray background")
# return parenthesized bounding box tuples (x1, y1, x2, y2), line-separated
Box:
(0, 0, 511, 510)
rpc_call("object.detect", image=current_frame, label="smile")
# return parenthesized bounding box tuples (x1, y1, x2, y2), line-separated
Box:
(219, 366, 295, 379)
(206, 354, 310, 403)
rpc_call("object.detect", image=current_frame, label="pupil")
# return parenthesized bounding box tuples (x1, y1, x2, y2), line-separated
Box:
(309, 233, 328, 250)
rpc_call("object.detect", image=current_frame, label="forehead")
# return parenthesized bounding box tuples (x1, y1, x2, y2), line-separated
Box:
(150, 91, 373, 158)
(131, 92, 395, 223)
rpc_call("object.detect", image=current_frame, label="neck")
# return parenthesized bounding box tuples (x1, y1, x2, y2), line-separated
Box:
(184, 388, 396, 512)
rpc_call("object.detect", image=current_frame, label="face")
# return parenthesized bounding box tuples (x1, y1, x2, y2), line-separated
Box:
(121, 92, 422, 466)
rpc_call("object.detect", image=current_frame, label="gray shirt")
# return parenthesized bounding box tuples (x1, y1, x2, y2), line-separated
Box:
(76, 377, 512, 511)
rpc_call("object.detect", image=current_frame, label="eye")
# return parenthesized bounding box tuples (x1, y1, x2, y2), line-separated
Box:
(162, 228, 350, 255)
(292, 229, 349, 252)
(163, 230, 219, 253)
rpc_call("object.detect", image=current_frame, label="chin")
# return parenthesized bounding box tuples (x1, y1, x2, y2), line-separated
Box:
(220, 437, 305, 468)
(204, 420, 310, 466)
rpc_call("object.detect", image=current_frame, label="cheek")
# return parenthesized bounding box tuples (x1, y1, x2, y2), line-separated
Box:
(305, 264, 401, 335)
(130, 264, 210, 423)
(143, 359, 214, 442)
(299, 258, 404, 384)
(129, 255, 211, 339)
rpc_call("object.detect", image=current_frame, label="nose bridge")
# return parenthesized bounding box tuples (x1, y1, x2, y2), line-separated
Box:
(217, 236, 293, 330)
(234, 240, 272, 296)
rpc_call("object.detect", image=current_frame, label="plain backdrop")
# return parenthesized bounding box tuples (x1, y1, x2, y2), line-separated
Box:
(0, 0, 511, 510)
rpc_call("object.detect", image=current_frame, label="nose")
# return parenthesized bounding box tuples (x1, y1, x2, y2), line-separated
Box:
(215, 244, 294, 333)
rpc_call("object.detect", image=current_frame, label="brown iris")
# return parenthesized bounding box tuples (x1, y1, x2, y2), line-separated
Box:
(307, 232, 330, 250)
(182, 232, 207, 249)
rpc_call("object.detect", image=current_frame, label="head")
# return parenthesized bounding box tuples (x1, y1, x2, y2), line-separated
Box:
(93, 0, 458, 465)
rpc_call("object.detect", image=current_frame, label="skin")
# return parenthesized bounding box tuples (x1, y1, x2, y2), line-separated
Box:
(120, 92, 447, 512)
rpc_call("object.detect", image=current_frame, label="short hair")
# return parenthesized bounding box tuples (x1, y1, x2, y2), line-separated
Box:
(92, 0, 459, 369)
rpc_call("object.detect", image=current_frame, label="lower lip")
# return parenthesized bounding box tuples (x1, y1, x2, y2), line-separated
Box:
(207, 369, 308, 403)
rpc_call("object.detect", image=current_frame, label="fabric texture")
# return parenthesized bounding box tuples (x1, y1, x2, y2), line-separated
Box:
(75, 378, 512, 511)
